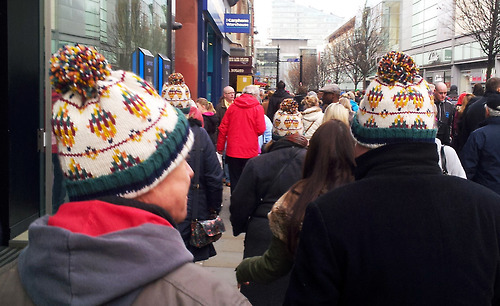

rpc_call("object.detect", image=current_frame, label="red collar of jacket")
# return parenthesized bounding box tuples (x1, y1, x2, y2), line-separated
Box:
(48, 200, 173, 237)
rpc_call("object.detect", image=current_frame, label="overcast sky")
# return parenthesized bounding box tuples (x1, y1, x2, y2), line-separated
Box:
(292, 0, 367, 18)
(253, 0, 368, 41)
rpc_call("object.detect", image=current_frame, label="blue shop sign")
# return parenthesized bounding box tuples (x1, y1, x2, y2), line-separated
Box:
(204, 0, 225, 33)
(224, 14, 250, 33)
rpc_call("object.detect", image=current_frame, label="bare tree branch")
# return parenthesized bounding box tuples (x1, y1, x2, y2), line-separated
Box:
(107, 0, 166, 70)
(455, 0, 500, 79)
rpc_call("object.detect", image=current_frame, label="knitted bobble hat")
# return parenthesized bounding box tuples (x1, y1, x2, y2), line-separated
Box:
(161, 72, 196, 109)
(272, 98, 304, 140)
(51, 44, 194, 201)
(351, 51, 437, 148)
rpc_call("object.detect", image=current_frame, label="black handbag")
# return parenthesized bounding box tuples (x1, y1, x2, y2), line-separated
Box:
(190, 216, 225, 248)
(189, 131, 225, 248)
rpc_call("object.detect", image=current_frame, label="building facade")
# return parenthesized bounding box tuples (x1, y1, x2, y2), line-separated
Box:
(400, 0, 499, 92)
(255, 0, 342, 90)
(0, 0, 248, 247)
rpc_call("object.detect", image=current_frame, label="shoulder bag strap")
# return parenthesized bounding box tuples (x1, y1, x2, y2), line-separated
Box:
(440, 145, 448, 175)
(191, 131, 201, 220)
(259, 147, 301, 203)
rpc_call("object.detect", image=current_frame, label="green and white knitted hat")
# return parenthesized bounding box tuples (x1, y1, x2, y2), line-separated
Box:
(51, 44, 193, 201)
(351, 51, 437, 148)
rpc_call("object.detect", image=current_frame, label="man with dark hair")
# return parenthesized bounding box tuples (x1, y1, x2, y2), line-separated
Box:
(294, 85, 308, 111)
(460, 77, 500, 152)
(447, 84, 459, 104)
(472, 83, 485, 97)
(266, 81, 292, 120)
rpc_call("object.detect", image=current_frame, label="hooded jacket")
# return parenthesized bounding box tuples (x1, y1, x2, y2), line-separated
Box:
(217, 93, 266, 158)
(301, 106, 324, 140)
(0, 197, 249, 306)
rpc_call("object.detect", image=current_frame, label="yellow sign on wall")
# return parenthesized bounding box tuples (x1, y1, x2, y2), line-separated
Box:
(237, 75, 253, 92)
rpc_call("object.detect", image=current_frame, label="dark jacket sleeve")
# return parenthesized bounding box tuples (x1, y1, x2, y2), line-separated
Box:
(266, 98, 277, 121)
(460, 130, 484, 181)
(284, 202, 341, 305)
(255, 106, 266, 136)
(216, 109, 230, 152)
(230, 159, 259, 236)
(236, 235, 293, 284)
(200, 128, 223, 213)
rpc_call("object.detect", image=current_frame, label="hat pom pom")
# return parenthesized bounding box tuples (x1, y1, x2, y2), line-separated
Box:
(377, 51, 418, 85)
(280, 98, 299, 113)
(50, 44, 111, 99)
(168, 72, 185, 85)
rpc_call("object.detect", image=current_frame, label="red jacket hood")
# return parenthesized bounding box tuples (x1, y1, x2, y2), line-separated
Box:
(233, 94, 260, 108)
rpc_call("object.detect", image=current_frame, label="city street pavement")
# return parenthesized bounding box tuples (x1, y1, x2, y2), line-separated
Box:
(198, 185, 245, 287)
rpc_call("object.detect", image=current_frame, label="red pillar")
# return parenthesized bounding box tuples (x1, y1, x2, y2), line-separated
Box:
(175, 0, 198, 99)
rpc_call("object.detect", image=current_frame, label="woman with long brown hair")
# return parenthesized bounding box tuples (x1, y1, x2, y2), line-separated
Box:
(235, 119, 355, 286)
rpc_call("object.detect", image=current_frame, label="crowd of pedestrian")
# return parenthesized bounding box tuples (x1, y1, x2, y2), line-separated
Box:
(2, 45, 500, 306)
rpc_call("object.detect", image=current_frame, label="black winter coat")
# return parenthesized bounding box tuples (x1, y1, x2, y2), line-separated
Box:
(202, 113, 219, 147)
(285, 143, 500, 305)
(266, 89, 292, 121)
(178, 123, 223, 262)
(436, 99, 455, 145)
(460, 92, 493, 150)
(461, 116, 500, 195)
(230, 139, 306, 306)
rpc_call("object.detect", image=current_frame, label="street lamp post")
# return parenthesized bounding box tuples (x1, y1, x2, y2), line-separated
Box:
(160, 0, 182, 74)
(276, 45, 280, 85)
(299, 53, 303, 85)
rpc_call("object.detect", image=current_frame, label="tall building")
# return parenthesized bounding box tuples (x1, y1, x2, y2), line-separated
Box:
(268, 0, 343, 49)
(400, 0, 498, 92)
(255, 0, 342, 89)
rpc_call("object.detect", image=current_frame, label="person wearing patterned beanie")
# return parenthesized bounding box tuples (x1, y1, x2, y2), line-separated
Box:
(161, 72, 197, 109)
(0, 44, 249, 306)
(272, 98, 304, 140)
(285, 51, 500, 305)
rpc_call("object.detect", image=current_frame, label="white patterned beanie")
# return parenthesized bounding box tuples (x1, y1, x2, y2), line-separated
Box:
(50, 44, 194, 201)
(272, 98, 304, 140)
(161, 72, 196, 109)
(351, 51, 437, 148)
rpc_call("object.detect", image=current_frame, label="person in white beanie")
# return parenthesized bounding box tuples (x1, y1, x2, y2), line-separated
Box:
(0, 44, 249, 306)
(285, 51, 500, 305)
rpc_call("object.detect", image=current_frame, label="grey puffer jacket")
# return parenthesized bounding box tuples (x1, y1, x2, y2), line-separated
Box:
(0, 198, 249, 306)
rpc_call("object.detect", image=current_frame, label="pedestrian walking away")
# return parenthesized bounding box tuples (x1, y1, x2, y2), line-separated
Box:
(230, 99, 307, 306)
(217, 85, 266, 194)
(285, 51, 500, 305)
(0, 45, 249, 306)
